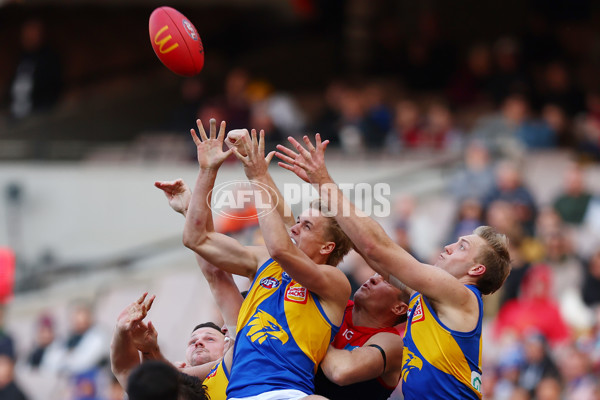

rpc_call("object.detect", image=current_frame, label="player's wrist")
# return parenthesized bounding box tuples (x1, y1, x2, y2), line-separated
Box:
(141, 345, 160, 358)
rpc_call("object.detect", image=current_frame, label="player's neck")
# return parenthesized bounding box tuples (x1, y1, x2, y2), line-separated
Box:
(352, 305, 394, 330)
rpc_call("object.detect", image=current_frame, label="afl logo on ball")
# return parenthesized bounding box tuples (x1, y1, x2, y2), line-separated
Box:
(182, 19, 198, 40)
(260, 277, 280, 290)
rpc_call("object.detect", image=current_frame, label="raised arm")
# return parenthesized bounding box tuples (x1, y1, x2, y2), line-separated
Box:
(276, 135, 474, 309)
(110, 293, 156, 389)
(182, 119, 268, 279)
(231, 130, 350, 312)
(155, 178, 244, 334)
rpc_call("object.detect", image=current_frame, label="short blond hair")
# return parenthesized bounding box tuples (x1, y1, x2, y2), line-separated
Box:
(473, 226, 511, 295)
(310, 200, 353, 266)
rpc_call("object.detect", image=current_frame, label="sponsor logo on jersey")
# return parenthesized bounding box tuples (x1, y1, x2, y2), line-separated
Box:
(284, 282, 308, 304)
(260, 277, 280, 290)
(412, 299, 424, 323)
(402, 349, 423, 382)
(205, 364, 218, 379)
(342, 328, 354, 341)
(247, 309, 289, 345)
(471, 371, 482, 393)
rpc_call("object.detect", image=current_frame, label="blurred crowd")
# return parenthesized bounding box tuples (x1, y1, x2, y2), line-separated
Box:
(158, 43, 600, 165)
(2, 300, 121, 400)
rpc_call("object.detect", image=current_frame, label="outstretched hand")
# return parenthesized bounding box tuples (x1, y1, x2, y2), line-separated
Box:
(190, 118, 233, 170)
(130, 320, 158, 355)
(275, 134, 330, 184)
(154, 179, 192, 215)
(116, 292, 155, 333)
(115, 293, 159, 354)
(230, 129, 276, 180)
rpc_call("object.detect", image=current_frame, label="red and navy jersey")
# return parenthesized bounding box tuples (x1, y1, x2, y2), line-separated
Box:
(314, 300, 400, 400)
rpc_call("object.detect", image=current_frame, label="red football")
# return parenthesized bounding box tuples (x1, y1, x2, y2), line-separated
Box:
(148, 7, 204, 76)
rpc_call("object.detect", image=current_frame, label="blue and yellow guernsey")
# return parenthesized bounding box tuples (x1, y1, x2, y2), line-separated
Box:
(203, 359, 229, 400)
(226, 258, 339, 398)
(401, 285, 483, 400)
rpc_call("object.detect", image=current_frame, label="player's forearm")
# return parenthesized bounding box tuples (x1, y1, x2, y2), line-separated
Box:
(110, 330, 141, 388)
(261, 172, 295, 228)
(320, 182, 418, 289)
(320, 347, 371, 386)
(251, 175, 296, 258)
(183, 168, 218, 249)
(195, 255, 243, 332)
(319, 182, 394, 261)
(180, 360, 218, 380)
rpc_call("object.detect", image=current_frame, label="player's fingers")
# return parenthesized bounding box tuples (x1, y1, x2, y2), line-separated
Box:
(240, 132, 253, 156)
(148, 321, 157, 336)
(259, 130, 266, 156)
(217, 120, 227, 141)
(222, 147, 234, 160)
(275, 151, 295, 165)
(145, 294, 156, 311)
(190, 129, 202, 146)
(277, 161, 296, 173)
(290, 137, 311, 159)
(208, 118, 217, 139)
(231, 147, 247, 162)
(287, 136, 301, 149)
(196, 119, 209, 141)
(303, 135, 316, 152)
(276, 144, 299, 159)
(250, 129, 258, 154)
(137, 292, 148, 304)
(322, 139, 330, 151)
(265, 150, 275, 163)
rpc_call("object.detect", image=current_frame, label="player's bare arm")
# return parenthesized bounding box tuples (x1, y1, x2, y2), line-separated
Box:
(182, 118, 269, 280)
(155, 177, 244, 334)
(320, 331, 404, 387)
(110, 292, 156, 389)
(277, 135, 479, 331)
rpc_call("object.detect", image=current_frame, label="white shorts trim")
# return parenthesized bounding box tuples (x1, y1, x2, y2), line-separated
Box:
(228, 389, 310, 400)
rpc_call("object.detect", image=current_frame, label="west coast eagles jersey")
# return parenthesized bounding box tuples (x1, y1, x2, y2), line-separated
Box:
(226, 258, 339, 398)
(401, 285, 483, 400)
(203, 359, 229, 400)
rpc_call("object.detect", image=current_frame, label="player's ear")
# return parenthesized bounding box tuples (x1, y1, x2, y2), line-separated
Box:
(223, 336, 233, 352)
(469, 264, 486, 277)
(392, 302, 408, 318)
(320, 241, 335, 256)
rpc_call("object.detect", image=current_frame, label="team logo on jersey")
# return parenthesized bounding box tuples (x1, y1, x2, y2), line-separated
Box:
(402, 349, 423, 382)
(284, 282, 308, 304)
(247, 309, 289, 345)
(471, 371, 482, 393)
(412, 299, 424, 323)
(282, 271, 290, 280)
(260, 277, 280, 289)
